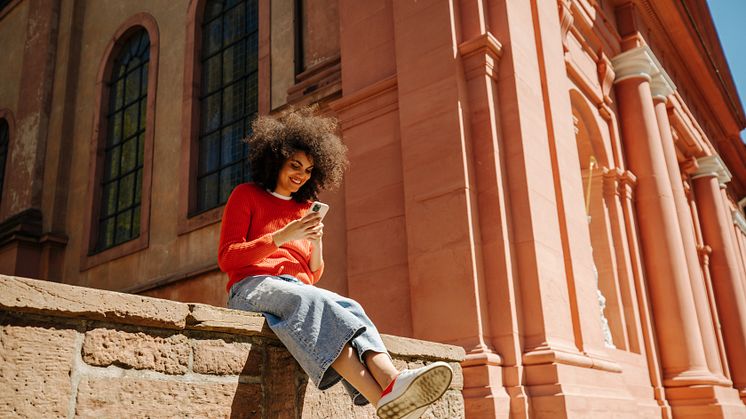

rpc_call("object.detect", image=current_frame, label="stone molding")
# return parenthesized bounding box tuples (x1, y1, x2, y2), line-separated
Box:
(611, 45, 676, 100)
(0, 275, 465, 361)
(458, 32, 503, 81)
(691, 155, 732, 185)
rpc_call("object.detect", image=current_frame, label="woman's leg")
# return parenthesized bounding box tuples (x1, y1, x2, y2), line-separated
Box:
(364, 351, 399, 391)
(331, 344, 387, 405)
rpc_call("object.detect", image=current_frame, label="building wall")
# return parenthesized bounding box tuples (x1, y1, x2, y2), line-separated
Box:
(1, 0, 746, 417)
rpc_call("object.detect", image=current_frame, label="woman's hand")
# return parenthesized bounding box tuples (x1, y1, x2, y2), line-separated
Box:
(308, 221, 324, 244)
(272, 212, 322, 246)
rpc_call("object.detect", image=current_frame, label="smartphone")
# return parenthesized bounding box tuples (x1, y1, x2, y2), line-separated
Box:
(309, 201, 330, 220)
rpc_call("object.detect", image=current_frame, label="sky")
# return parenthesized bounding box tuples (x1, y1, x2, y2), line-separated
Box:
(706, 0, 746, 140)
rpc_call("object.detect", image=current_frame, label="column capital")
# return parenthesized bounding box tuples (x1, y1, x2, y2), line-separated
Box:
(458, 32, 503, 81)
(733, 210, 746, 235)
(611, 46, 676, 100)
(691, 155, 732, 185)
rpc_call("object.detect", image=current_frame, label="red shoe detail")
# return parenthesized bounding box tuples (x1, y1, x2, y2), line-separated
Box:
(380, 373, 400, 398)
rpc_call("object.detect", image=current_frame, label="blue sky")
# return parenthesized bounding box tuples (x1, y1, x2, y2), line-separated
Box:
(707, 0, 746, 139)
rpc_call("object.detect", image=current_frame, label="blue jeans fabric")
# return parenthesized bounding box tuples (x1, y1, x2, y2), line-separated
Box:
(227, 274, 389, 406)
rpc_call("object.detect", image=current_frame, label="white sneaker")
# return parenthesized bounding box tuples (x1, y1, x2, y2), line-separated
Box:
(376, 361, 453, 419)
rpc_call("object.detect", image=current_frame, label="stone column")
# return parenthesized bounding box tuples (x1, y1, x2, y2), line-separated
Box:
(692, 157, 746, 398)
(611, 46, 714, 386)
(651, 89, 727, 382)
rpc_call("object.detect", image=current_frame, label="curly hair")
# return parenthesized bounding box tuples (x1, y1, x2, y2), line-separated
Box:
(244, 106, 348, 203)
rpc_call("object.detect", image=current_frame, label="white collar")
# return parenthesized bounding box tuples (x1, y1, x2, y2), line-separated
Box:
(268, 190, 292, 201)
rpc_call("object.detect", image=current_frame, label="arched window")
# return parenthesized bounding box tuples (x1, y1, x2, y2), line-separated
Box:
(195, 0, 259, 212)
(96, 29, 150, 251)
(0, 118, 8, 200)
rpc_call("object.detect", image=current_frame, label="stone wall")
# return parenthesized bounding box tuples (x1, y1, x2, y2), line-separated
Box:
(0, 275, 465, 418)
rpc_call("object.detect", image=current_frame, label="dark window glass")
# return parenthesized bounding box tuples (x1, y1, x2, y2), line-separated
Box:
(0, 0, 12, 13)
(0, 118, 8, 200)
(196, 0, 258, 213)
(97, 29, 149, 252)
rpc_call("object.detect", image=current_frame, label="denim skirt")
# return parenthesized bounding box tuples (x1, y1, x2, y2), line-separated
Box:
(227, 274, 390, 406)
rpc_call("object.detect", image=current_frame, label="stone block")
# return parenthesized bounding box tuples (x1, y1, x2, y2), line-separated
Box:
(75, 377, 262, 418)
(192, 338, 262, 376)
(0, 324, 76, 418)
(82, 328, 189, 374)
(0, 275, 189, 329)
(188, 303, 274, 337)
(265, 346, 301, 418)
(381, 333, 465, 362)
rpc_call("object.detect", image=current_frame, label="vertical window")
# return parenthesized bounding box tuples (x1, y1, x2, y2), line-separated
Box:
(0, 118, 8, 200)
(196, 0, 259, 213)
(97, 29, 150, 252)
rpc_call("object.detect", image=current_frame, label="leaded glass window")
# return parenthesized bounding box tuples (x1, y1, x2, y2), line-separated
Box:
(97, 29, 149, 252)
(0, 118, 8, 200)
(196, 0, 258, 212)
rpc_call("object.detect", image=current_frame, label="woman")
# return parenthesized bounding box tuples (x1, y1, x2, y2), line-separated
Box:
(219, 107, 452, 419)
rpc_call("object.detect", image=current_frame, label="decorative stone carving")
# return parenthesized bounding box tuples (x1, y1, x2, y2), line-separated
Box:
(611, 45, 676, 101)
(597, 53, 615, 105)
(691, 155, 732, 185)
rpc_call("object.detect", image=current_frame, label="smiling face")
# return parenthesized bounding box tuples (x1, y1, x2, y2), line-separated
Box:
(274, 151, 314, 197)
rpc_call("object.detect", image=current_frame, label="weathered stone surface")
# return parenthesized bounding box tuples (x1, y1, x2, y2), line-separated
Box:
(192, 338, 262, 376)
(421, 389, 465, 418)
(382, 334, 465, 362)
(82, 328, 189, 374)
(0, 324, 76, 418)
(0, 275, 189, 329)
(1, 276, 466, 418)
(265, 346, 301, 418)
(188, 303, 274, 337)
(75, 377, 262, 418)
(300, 380, 377, 419)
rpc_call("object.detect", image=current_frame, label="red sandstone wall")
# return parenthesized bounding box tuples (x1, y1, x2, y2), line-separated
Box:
(0, 275, 465, 418)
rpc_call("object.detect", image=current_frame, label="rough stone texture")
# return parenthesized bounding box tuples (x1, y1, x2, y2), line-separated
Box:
(0, 324, 76, 418)
(300, 381, 377, 418)
(0, 275, 189, 329)
(0, 277, 465, 418)
(74, 377, 262, 418)
(382, 334, 465, 362)
(192, 338, 262, 376)
(188, 303, 274, 337)
(82, 328, 190, 374)
(265, 345, 301, 418)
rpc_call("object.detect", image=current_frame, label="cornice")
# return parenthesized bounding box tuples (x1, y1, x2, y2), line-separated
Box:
(691, 155, 732, 184)
(611, 46, 676, 100)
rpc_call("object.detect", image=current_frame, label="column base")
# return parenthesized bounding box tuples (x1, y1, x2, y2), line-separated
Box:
(666, 384, 746, 418)
(461, 351, 511, 418)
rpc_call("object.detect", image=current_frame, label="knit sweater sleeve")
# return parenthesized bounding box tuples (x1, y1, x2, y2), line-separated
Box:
(217, 185, 278, 273)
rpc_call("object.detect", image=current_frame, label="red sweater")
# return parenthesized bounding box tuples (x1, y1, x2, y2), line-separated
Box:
(218, 183, 324, 291)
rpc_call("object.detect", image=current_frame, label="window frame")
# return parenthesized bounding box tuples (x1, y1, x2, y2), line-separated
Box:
(178, 0, 270, 235)
(81, 14, 160, 271)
